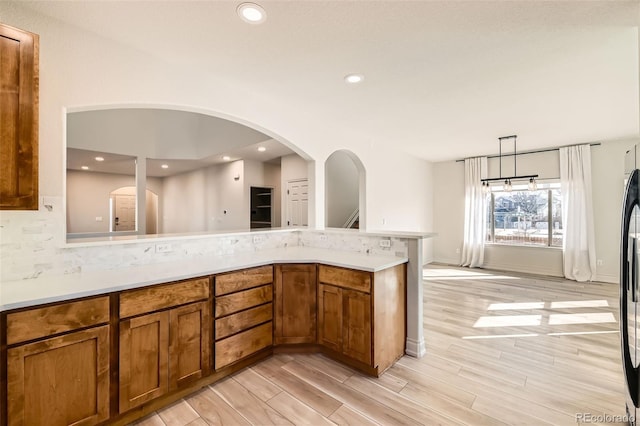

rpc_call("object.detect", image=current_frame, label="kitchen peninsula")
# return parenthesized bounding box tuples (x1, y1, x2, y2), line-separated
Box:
(0, 228, 433, 425)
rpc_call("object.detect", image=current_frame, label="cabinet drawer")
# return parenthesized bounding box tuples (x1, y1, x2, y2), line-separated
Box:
(6, 296, 110, 345)
(318, 265, 371, 293)
(216, 303, 273, 340)
(215, 265, 273, 296)
(120, 277, 210, 318)
(215, 284, 272, 317)
(215, 322, 272, 369)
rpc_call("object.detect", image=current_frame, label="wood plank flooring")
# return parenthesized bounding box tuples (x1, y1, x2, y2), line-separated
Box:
(133, 266, 626, 425)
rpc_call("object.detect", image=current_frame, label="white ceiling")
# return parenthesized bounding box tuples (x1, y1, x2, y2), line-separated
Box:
(19, 0, 640, 162)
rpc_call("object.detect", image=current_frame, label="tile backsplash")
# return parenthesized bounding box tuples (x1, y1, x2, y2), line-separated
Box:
(1, 200, 409, 282)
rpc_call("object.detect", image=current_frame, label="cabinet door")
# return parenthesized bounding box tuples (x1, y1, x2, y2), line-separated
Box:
(169, 302, 210, 390)
(7, 326, 110, 426)
(0, 24, 38, 210)
(317, 284, 342, 352)
(274, 264, 317, 344)
(119, 311, 169, 412)
(342, 289, 372, 365)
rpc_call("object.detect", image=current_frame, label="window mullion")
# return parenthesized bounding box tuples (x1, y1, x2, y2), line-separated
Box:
(548, 189, 552, 247)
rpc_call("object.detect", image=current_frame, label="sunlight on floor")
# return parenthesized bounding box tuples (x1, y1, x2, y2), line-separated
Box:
(423, 268, 519, 280)
(548, 330, 619, 336)
(550, 300, 609, 308)
(462, 333, 539, 339)
(474, 315, 542, 327)
(488, 302, 545, 310)
(548, 312, 616, 325)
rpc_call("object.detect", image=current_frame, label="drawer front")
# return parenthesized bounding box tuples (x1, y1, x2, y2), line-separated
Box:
(215, 265, 273, 296)
(215, 284, 272, 317)
(318, 265, 371, 293)
(7, 297, 110, 345)
(215, 303, 273, 340)
(120, 277, 210, 318)
(215, 322, 273, 369)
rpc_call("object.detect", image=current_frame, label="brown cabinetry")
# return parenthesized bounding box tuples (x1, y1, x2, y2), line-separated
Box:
(214, 266, 274, 369)
(274, 264, 317, 344)
(318, 264, 406, 375)
(118, 278, 210, 412)
(5, 297, 110, 426)
(0, 24, 39, 210)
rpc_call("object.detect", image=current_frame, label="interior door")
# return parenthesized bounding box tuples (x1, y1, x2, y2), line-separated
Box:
(286, 179, 308, 226)
(621, 168, 640, 415)
(113, 194, 136, 231)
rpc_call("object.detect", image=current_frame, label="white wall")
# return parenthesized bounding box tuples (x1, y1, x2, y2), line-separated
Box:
(66, 170, 135, 233)
(325, 151, 359, 228)
(66, 170, 162, 234)
(433, 138, 640, 282)
(161, 160, 246, 233)
(0, 5, 434, 276)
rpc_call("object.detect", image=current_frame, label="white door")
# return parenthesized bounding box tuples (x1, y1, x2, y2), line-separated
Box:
(113, 194, 136, 231)
(286, 179, 308, 227)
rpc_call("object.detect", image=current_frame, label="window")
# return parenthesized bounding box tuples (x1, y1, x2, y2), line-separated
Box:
(485, 183, 563, 247)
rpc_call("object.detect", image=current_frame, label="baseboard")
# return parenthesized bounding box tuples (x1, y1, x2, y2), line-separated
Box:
(405, 337, 426, 358)
(431, 257, 460, 267)
(595, 273, 618, 284)
(482, 260, 563, 278)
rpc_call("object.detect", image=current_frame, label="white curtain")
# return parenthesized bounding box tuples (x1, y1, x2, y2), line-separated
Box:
(559, 144, 596, 282)
(461, 156, 487, 268)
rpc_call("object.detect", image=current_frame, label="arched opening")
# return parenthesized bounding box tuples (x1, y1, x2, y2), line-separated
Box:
(324, 150, 366, 229)
(65, 105, 314, 237)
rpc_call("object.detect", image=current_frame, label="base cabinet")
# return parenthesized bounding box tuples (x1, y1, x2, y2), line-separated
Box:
(119, 311, 169, 412)
(318, 264, 405, 373)
(118, 278, 210, 413)
(1, 261, 406, 425)
(274, 264, 317, 344)
(318, 284, 372, 365)
(6, 302, 110, 426)
(214, 266, 274, 370)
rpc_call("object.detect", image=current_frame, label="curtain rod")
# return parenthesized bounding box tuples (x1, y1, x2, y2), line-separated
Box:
(455, 142, 601, 163)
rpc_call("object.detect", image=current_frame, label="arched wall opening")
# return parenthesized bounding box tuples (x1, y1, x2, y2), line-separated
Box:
(324, 149, 366, 230)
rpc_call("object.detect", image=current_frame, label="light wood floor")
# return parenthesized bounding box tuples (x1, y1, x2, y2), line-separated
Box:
(134, 266, 626, 425)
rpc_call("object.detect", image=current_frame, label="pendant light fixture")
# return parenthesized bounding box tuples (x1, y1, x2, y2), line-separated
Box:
(480, 135, 538, 192)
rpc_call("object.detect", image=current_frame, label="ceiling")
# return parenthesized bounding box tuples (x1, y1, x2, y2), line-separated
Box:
(18, 1, 640, 162)
(67, 108, 295, 177)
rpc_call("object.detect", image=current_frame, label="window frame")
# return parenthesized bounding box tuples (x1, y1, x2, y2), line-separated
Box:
(485, 184, 562, 248)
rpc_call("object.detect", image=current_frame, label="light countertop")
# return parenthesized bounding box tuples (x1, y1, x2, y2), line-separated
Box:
(1, 247, 407, 312)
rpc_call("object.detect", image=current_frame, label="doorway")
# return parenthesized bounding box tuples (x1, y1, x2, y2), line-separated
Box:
(286, 179, 308, 226)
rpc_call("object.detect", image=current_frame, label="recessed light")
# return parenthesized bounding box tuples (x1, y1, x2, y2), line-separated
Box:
(95, 156, 104, 162)
(81, 166, 89, 170)
(222, 155, 231, 161)
(161, 164, 169, 169)
(237, 3, 266, 24)
(257, 146, 266, 152)
(344, 74, 364, 84)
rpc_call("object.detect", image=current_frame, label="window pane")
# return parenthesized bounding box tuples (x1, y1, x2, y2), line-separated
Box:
(551, 188, 563, 247)
(492, 190, 549, 246)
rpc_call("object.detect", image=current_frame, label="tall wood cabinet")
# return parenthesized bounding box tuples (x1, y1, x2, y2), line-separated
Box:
(5, 297, 110, 426)
(118, 277, 210, 412)
(274, 264, 317, 344)
(0, 24, 39, 210)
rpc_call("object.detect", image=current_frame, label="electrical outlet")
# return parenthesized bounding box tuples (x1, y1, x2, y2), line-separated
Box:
(155, 243, 173, 253)
(320, 235, 328, 241)
(253, 235, 264, 244)
(379, 239, 391, 248)
(597, 259, 603, 266)
(456, 248, 461, 254)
